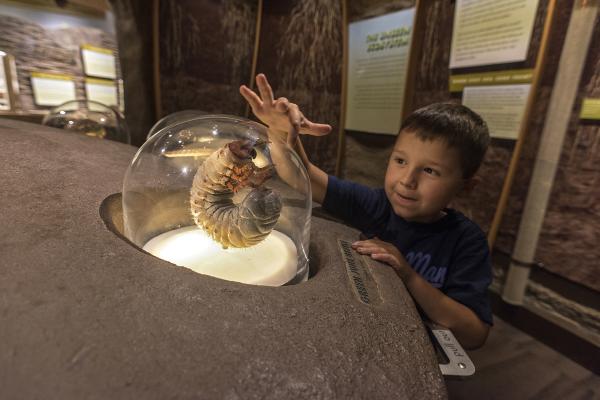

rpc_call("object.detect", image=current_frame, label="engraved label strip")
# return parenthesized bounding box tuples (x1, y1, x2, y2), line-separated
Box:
(338, 239, 382, 305)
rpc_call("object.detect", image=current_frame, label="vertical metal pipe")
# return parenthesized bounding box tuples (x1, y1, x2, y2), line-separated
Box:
(502, 0, 599, 305)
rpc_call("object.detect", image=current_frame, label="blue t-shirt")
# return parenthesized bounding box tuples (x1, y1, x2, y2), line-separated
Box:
(323, 175, 493, 325)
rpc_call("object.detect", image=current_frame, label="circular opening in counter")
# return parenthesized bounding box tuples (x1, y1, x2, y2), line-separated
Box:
(100, 193, 320, 284)
(119, 114, 313, 286)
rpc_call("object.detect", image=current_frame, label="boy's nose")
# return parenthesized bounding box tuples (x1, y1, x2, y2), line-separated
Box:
(400, 169, 418, 189)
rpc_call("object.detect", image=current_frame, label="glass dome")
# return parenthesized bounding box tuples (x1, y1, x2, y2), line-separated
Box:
(42, 100, 130, 144)
(123, 114, 312, 286)
(147, 109, 208, 140)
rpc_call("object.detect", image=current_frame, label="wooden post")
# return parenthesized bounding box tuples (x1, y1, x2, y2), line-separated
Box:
(335, 0, 348, 177)
(401, 0, 423, 121)
(245, 0, 264, 119)
(486, 0, 558, 249)
(152, 0, 162, 119)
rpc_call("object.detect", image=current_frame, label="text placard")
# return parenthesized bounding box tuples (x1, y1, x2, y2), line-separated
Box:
(450, 0, 540, 68)
(0, 53, 9, 110)
(449, 69, 534, 92)
(85, 78, 117, 110)
(81, 44, 116, 79)
(580, 98, 600, 120)
(462, 84, 531, 140)
(31, 72, 76, 106)
(345, 8, 415, 135)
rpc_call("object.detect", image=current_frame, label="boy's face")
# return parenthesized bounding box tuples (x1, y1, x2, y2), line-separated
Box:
(384, 130, 466, 223)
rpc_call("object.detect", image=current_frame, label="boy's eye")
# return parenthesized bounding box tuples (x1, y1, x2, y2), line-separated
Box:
(394, 158, 406, 165)
(423, 167, 439, 176)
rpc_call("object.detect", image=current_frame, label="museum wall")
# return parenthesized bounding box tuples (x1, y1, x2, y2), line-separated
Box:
(0, 6, 120, 112)
(255, 0, 343, 175)
(157, 0, 258, 118)
(109, 0, 155, 146)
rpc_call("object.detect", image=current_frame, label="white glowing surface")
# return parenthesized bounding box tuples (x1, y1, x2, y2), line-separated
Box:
(143, 226, 298, 286)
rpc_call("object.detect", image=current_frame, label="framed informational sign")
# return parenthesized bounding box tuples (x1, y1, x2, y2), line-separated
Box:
(85, 78, 117, 109)
(345, 8, 415, 135)
(30, 72, 76, 106)
(449, 0, 540, 68)
(0, 52, 9, 110)
(580, 98, 600, 120)
(81, 44, 117, 79)
(462, 84, 531, 140)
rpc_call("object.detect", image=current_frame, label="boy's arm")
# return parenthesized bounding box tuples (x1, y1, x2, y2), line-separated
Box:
(240, 74, 331, 203)
(401, 271, 490, 349)
(353, 238, 490, 349)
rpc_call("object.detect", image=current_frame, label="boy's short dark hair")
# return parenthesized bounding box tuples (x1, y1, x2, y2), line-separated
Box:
(399, 102, 490, 179)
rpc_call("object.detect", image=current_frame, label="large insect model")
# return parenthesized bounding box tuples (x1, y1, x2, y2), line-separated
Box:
(190, 139, 282, 248)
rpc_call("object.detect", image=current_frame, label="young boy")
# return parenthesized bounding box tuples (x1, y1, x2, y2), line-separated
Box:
(240, 74, 492, 349)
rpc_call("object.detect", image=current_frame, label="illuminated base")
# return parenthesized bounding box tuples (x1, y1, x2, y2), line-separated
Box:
(143, 226, 298, 286)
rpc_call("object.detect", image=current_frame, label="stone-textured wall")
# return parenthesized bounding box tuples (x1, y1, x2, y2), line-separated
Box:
(0, 15, 120, 111)
(158, 0, 258, 118)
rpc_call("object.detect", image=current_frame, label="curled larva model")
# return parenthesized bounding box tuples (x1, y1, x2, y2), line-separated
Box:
(190, 139, 282, 248)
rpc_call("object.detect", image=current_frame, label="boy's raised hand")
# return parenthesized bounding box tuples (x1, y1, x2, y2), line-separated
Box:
(352, 237, 415, 282)
(240, 74, 332, 145)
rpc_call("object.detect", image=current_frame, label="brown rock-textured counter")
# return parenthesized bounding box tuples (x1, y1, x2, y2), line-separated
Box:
(0, 119, 446, 399)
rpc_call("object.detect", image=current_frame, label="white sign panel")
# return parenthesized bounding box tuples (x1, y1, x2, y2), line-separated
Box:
(0, 54, 9, 110)
(462, 84, 531, 140)
(85, 78, 118, 109)
(345, 8, 415, 135)
(31, 72, 76, 106)
(81, 45, 117, 79)
(450, 0, 540, 68)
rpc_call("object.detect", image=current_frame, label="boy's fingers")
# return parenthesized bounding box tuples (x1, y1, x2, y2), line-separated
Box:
(256, 74, 275, 106)
(287, 129, 299, 146)
(372, 253, 398, 268)
(274, 97, 290, 113)
(287, 104, 303, 145)
(300, 119, 332, 136)
(239, 85, 263, 111)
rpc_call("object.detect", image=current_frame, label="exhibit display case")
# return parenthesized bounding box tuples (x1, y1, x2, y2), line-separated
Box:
(123, 114, 311, 286)
(42, 99, 129, 143)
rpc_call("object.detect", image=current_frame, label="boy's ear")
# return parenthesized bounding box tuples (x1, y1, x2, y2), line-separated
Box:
(462, 176, 480, 193)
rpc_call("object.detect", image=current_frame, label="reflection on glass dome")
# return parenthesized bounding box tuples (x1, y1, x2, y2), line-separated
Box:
(123, 114, 312, 286)
(147, 109, 208, 140)
(42, 100, 130, 144)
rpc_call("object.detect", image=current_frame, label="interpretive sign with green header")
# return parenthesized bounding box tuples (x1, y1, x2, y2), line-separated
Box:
(449, 69, 534, 92)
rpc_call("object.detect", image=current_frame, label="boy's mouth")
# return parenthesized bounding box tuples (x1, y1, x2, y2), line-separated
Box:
(396, 193, 417, 201)
(395, 192, 417, 203)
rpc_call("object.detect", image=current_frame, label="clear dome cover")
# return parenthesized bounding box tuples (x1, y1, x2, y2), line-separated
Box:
(123, 114, 312, 286)
(147, 109, 208, 140)
(42, 100, 130, 144)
